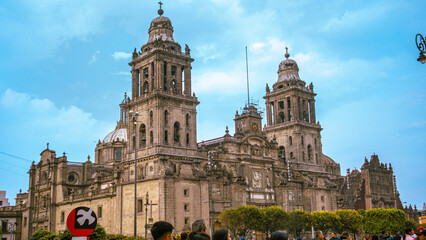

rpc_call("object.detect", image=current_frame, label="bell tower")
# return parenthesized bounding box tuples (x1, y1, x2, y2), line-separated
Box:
(263, 48, 323, 167)
(127, 4, 199, 157)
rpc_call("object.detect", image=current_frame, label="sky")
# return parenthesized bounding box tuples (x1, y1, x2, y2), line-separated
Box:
(0, 0, 425, 209)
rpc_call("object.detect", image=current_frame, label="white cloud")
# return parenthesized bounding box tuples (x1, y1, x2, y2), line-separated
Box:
(89, 50, 100, 64)
(0, 89, 114, 160)
(194, 44, 226, 63)
(112, 51, 132, 60)
(115, 71, 131, 76)
(193, 70, 246, 95)
(1, 89, 30, 107)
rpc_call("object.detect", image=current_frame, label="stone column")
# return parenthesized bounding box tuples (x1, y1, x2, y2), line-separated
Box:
(167, 63, 172, 93)
(176, 65, 182, 95)
(273, 101, 278, 125)
(151, 62, 155, 91)
(157, 61, 164, 90)
(291, 96, 297, 121)
(184, 65, 191, 96)
(132, 69, 139, 99)
(266, 102, 272, 126)
(311, 100, 316, 123)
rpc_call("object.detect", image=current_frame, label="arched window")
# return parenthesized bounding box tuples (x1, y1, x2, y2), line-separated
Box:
(308, 145, 313, 161)
(303, 151, 305, 161)
(164, 130, 168, 144)
(289, 136, 293, 146)
(279, 112, 285, 123)
(314, 138, 317, 147)
(186, 133, 189, 145)
(301, 135, 304, 146)
(278, 146, 286, 161)
(150, 131, 153, 144)
(185, 114, 190, 127)
(143, 81, 149, 94)
(150, 111, 153, 127)
(290, 152, 294, 159)
(164, 110, 168, 125)
(139, 124, 146, 147)
(174, 122, 180, 143)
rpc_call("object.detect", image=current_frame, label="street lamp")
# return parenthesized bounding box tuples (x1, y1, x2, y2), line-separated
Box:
(145, 191, 149, 238)
(416, 34, 426, 64)
(129, 110, 139, 237)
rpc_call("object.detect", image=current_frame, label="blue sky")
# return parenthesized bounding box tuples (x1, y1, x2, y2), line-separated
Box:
(0, 0, 425, 209)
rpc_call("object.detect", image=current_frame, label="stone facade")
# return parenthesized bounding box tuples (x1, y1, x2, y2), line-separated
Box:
(338, 155, 403, 211)
(1, 5, 404, 240)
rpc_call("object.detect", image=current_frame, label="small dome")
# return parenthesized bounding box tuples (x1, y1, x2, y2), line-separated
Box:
(277, 48, 301, 82)
(103, 128, 127, 143)
(148, 15, 174, 43)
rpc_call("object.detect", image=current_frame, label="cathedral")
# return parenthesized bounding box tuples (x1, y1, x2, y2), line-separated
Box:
(0, 4, 403, 240)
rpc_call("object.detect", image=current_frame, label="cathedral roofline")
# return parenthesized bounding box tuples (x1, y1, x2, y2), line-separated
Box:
(130, 46, 193, 66)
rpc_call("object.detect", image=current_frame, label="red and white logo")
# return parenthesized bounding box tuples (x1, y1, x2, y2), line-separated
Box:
(66, 206, 97, 237)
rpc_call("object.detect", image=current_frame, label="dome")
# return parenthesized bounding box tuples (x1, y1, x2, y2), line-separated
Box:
(103, 128, 127, 143)
(147, 14, 174, 43)
(277, 48, 301, 82)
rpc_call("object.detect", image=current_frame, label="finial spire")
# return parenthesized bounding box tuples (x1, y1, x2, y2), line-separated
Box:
(285, 47, 290, 59)
(158, 1, 164, 16)
(46, 142, 49, 149)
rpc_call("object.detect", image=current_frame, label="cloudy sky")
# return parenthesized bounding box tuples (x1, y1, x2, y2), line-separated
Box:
(0, 0, 425, 209)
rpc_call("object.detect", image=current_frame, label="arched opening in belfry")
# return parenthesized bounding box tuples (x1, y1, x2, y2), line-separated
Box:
(143, 81, 149, 94)
(289, 136, 293, 146)
(185, 114, 190, 127)
(139, 124, 146, 147)
(150, 111, 153, 127)
(308, 144, 313, 161)
(171, 79, 177, 93)
(164, 110, 168, 125)
(174, 122, 180, 143)
(278, 146, 286, 161)
(279, 112, 285, 123)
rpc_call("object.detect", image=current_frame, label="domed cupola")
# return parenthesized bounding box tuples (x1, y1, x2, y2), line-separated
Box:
(103, 128, 127, 143)
(277, 47, 301, 82)
(148, 3, 174, 43)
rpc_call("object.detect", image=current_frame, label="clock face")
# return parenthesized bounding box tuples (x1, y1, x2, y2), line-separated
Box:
(252, 123, 258, 131)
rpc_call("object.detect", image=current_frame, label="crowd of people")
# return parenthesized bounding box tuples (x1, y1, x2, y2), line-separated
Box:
(151, 220, 426, 240)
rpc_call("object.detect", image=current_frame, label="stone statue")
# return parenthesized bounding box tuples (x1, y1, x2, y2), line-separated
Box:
(185, 44, 190, 55)
(132, 48, 138, 59)
(266, 83, 270, 93)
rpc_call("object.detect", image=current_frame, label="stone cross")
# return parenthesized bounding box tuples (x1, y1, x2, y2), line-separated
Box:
(158, 1, 163, 9)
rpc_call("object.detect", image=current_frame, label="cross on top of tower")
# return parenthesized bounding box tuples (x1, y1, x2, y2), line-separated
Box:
(46, 142, 49, 149)
(158, 1, 164, 16)
(285, 47, 290, 59)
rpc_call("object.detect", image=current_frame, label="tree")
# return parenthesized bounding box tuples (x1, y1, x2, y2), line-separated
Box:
(310, 211, 341, 236)
(88, 224, 108, 240)
(218, 205, 263, 238)
(31, 229, 57, 240)
(58, 228, 73, 240)
(405, 218, 420, 231)
(260, 206, 290, 238)
(363, 209, 405, 234)
(334, 209, 363, 238)
(288, 209, 311, 238)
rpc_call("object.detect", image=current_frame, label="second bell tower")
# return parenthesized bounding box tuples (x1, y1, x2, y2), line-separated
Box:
(127, 6, 199, 157)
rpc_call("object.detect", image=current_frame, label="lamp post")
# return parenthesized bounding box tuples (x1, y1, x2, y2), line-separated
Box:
(129, 110, 139, 237)
(145, 191, 149, 238)
(416, 34, 426, 64)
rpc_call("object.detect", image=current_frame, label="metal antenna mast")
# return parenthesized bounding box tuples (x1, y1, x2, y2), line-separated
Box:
(245, 46, 250, 106)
